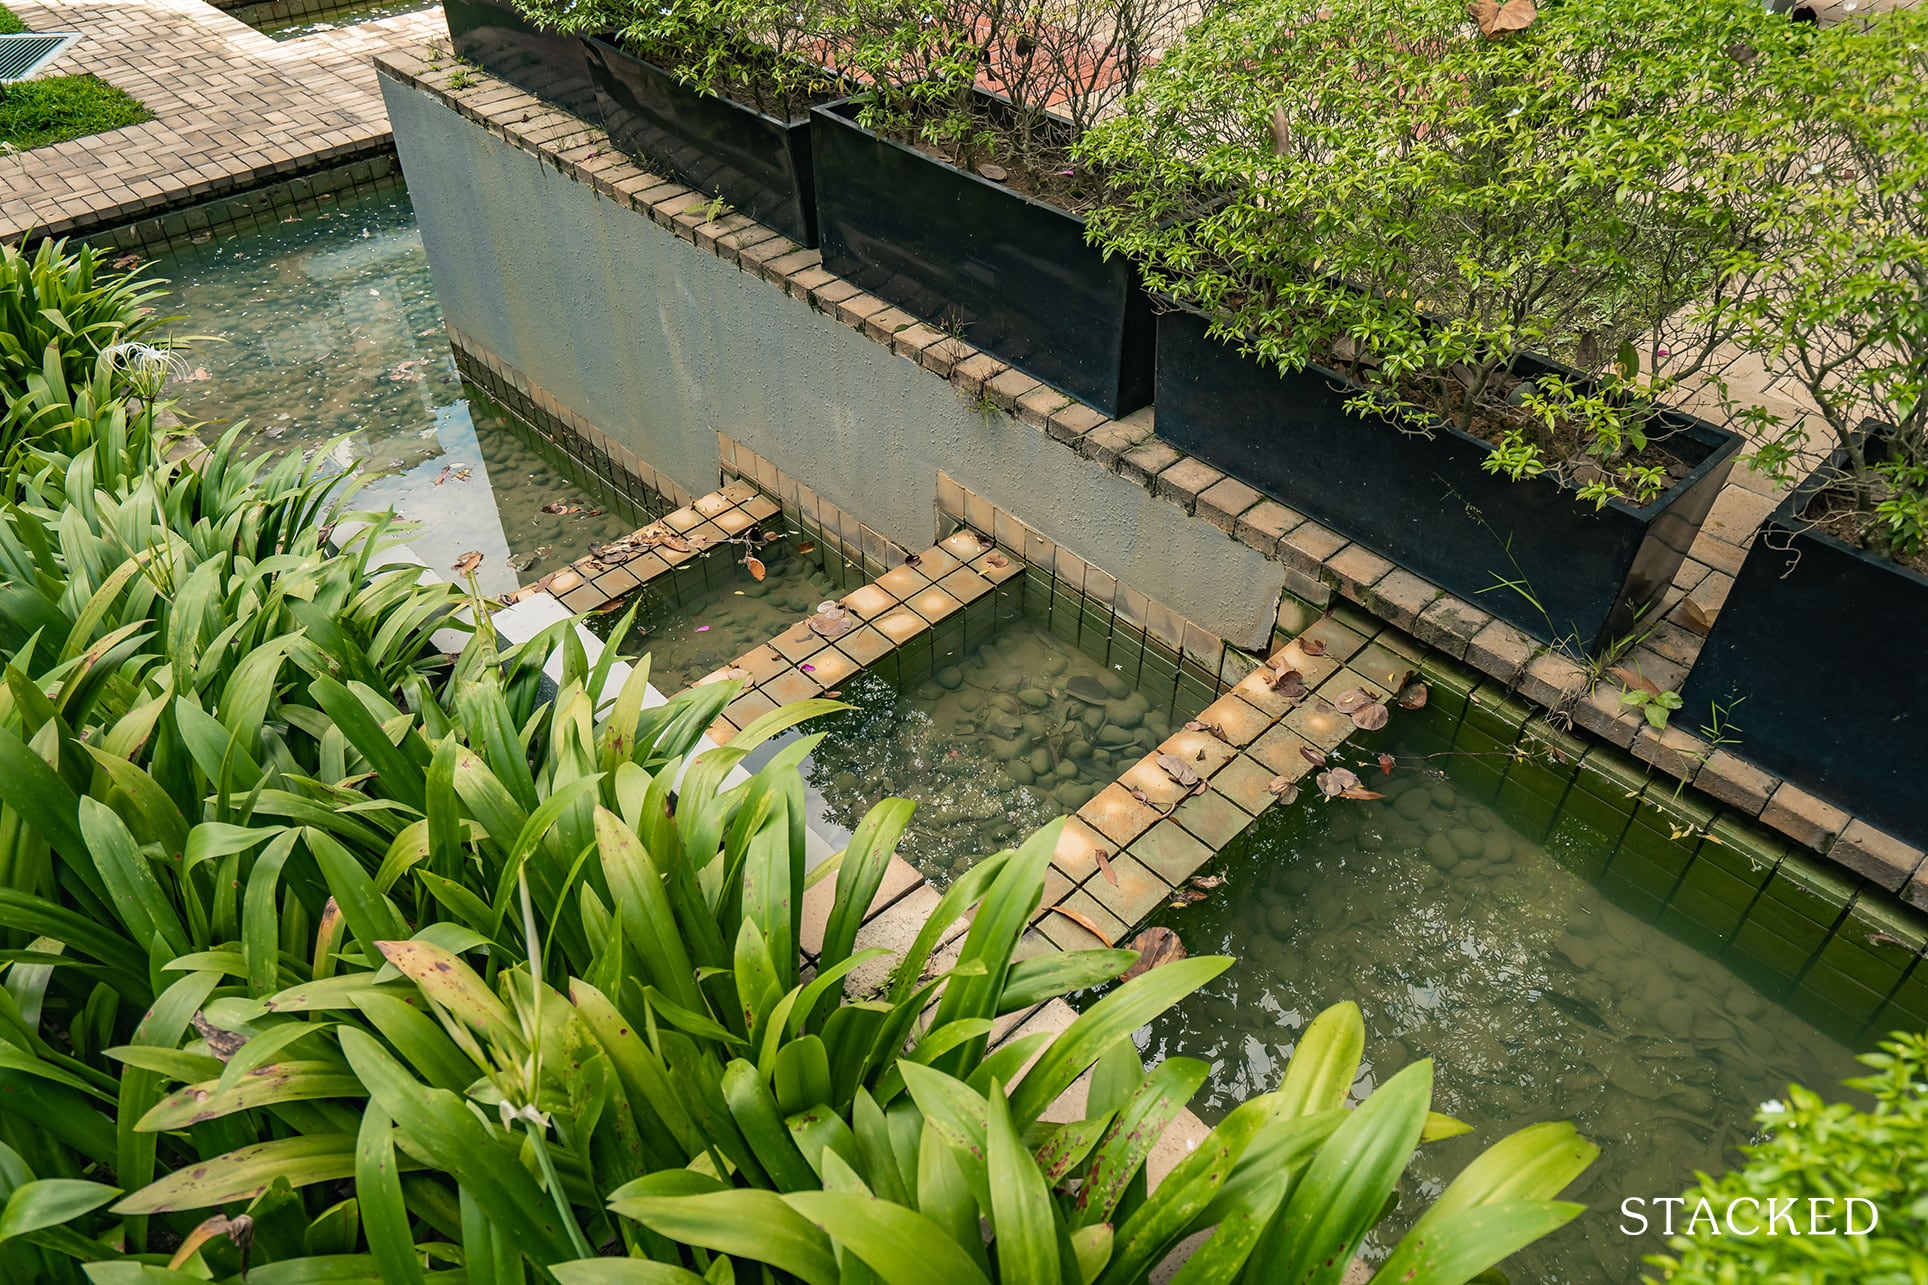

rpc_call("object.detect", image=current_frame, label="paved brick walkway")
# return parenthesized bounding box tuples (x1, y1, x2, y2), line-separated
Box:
(1, 0, 444, 242)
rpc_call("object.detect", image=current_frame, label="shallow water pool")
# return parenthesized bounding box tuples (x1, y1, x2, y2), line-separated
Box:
(796, 613, 1203, 884)
(1122, 723, 1865, 1283)
(145, 179, 636, 594)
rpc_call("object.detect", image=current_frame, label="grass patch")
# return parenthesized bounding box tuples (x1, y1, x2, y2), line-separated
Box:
(0, 75, 151, 151)
(0, 7, 25, 34)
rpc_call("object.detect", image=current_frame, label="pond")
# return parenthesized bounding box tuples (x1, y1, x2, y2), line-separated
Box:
(1121, 719, 1864, 1284)
(145, 177, 636, 595)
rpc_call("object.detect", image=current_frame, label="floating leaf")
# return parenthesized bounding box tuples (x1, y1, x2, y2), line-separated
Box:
(797, 541, 818, 555)
(539, 502, 583, 515)
(1190, 874, 1226, 890)
(1267, 776, 1301, 804)
(1169, 888, 1208, 906)
(506, 550, 542, 573)
(451, 551, 483, 574)
(1317, 767, 1361, 797)
(745, 556, 766, 581)
(1064, 676, 1111, 704)
(1351, 702, 1389, 731)
(1120, 927, 1185, 982)
(1377, 752, 1397, 776)
(1338, 787, 1387, 801)
(1396, 680, 1430, 710)
(430, 465, 452, 487)
(1045, 905, 1113, 947)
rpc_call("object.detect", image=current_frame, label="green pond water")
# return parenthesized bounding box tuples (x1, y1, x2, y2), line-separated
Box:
(145, 180, 636, 595)
(796, 615, 1204, 885)
(1122, 725, 1864, 1284)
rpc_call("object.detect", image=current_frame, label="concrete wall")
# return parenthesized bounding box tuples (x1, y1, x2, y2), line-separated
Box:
(381, 75, 1286, 649)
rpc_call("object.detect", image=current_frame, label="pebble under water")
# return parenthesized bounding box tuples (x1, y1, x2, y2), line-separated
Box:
(802, 618, 1203, 884)
(1124, 731, 1863, 1283)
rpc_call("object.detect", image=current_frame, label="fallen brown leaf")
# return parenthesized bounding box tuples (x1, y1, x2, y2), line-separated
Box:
(1045, 904, 1114, 947)
(1121, 926, 1187, 981)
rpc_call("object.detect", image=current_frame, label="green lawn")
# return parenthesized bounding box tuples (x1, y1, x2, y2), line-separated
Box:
(0, 5, 151, 150)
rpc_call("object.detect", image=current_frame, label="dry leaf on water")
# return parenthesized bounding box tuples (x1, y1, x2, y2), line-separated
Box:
(1378, 751, 1397, 776)
(1468, 0, 1536, 36)
(1190, 874, 1227, 890)
(431, 465, 452, 487)
(1267, 776, 1301, 804)
(1046, 904, 1113, 947)
(745, 555, 767, 581)
(1339, 786, 1387, 801)
(1396, 680, 1430, 710)
(1121, 927, 1186, 981)
(1317, 767, 1361, 797)
(451, 551, 483, 574)
(1169, 887, 1208, 907)
(540, 502, 582, 515)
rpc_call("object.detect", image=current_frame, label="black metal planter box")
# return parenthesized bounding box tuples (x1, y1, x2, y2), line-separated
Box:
(444, 0, 600, 122)
(809, 97, 1153, 419)
(1680, 452, 1928, 848)
(585, 40, 822, 248)
(1156, 307, 1739, 653)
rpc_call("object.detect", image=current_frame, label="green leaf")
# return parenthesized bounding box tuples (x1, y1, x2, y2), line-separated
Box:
(0, 1178, 120, 1242)
(552, 1261, 709, 1285)
(784, 1190, 992, 1285)
(818, 798, 914, 971)
(613, 1191, 839, 1285)
(136, 1062, 365, 1132)
(356, 1105, 427, 1285)
(1010, 956, 1230, 1127)
(1276, 1001, 1365, 1118)
(986, 1082, 1058, 1284)
(113, 1134, 358, 1214)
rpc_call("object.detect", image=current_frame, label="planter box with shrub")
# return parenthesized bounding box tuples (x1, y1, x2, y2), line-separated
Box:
(1681, 446, 1928, 847)
(811, 95, 1154, 418)
(585, 38, 825, 247)
(444, 0, 600, 121)
(1157, 307, 1740, 652)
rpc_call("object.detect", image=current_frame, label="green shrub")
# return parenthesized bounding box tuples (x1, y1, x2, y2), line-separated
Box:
(1079, 0, 1804, 506)
(0, 6, 26, 35)
(0, 236, 172, 403)
(0, 73, 151, 152)
(1726, 6, 1928, 561)
(1647, 1031, 1928, 1282)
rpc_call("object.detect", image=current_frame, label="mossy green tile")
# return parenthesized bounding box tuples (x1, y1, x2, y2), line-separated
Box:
(1613, 814, 1699, 878)
(1657, 905, 1732, 957)
(1544, 812, 1621, 882)
(1690, 831, 1779, 892)
(1605, 843, 1688, 902)
(1462, 689, 1530, 741)
(1727, 921, 1813, 986)
(1549, 787, 1633, 846)
(1501, 754, 1569, 805)
(1576, 747, 1651, 803)
(1661, 883, 1748, 944)
(1793, 969, 1887, 1041)
(1494, 778, 1560, 843)
(1596, 872, 1665, 923)
(1815, 932, 1910, 999)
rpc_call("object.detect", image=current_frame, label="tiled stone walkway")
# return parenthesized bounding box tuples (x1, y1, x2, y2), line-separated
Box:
(372, 45, 1926, 895)
(1, 0, 443, 242)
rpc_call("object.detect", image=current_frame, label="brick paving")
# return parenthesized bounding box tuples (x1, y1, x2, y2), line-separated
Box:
(1, 0, 444, 242)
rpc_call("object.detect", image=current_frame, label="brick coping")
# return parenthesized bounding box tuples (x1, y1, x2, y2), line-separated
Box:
(371, 43, 1927, 906)
(1, 0, 443, 244)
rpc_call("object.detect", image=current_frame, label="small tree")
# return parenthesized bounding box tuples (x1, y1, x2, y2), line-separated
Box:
(1079, 0, 1807, 505)
(1730, 6, 1928, 561)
